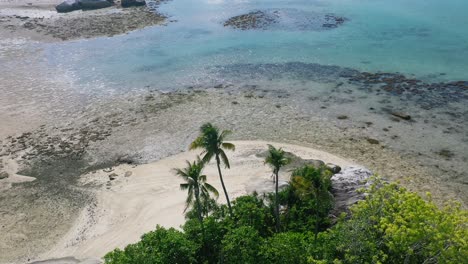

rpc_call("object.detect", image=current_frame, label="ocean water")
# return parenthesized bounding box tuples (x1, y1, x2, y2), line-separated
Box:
(35, 0, 468, 94)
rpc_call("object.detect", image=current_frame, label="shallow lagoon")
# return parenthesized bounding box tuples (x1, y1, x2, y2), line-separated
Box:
(37, 0, 468, 92)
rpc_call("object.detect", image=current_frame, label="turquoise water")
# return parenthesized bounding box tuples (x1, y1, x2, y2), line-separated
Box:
(42, 0, 468, 92)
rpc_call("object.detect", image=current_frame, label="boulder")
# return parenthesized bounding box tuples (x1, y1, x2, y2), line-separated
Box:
(79, 0, 113, 10)
(121, 0, 146, 8)
(330, 166, 372, 217)
(326, 163, 341, 174)
(0, 171, 9, 179)
(55, 0, 81, 13)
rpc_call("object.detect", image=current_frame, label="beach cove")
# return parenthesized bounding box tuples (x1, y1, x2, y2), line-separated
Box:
(0, 0, 467, 263)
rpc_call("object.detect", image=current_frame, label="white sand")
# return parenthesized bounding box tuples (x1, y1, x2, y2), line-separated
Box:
(38, 140, 356, 262)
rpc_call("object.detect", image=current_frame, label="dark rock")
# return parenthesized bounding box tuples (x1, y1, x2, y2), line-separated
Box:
(121, 0, 145, 8)
(391, 111, 411, 120)
(330, 166, 372, 217)
(337, 115, 348, 120)
(0, 171, 9, 179)
(224, 10, 279, 30)
(55, 0, 81, 13)
(437, 149, 454, 159)
(326, 163, 341, 174)
(366, 138, 380, 145)
(108, 173, 118, 180)
(79, 0, 112, 10)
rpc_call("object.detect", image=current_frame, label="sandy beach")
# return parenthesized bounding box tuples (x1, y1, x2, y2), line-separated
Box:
(35, 141, 355, 262)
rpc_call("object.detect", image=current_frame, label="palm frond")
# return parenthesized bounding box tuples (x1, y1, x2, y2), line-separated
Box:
(219, 150, 231, 169)
(221, 142, 235, 151)
(204, 183, 219, 198)
(180, 183, 190, 190)
(201, 151, 214, 164)
(219, 130, 232, 141)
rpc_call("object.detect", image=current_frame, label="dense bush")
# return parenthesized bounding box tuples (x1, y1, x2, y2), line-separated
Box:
(309, 180, 468, 264)
(104, 178, 467, 264)
(282, 165, 334, 234)
(103, 226, 198, 264)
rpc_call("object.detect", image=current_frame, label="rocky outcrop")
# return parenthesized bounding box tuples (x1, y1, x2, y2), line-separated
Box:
(80, 0, 113, 10)
(55, 0, 81, 13)
(224, 9, 347, 31)
(330, 166, 373, 217)
(55, 0, 114, 13)
(0, 171, 9, 179)
(224, 11, 279, 30)
(121, 0, 146, 8)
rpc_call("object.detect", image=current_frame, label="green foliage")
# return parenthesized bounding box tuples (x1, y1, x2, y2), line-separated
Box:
(282, 165, 334, 233)
(103, 226, 198, 264)
(175, 156, 219, 215)
(183, 216, 227, 263)
(189, 122, 235, 216)
(264, 144, 290, 174)
(189, 122, 235, 168)
(264, 144, 291, 232)
(230, 194, 276, 236)
(221, 226, 263, 263)
(311, 179, 468, 263)
(260, 232, 309, 264)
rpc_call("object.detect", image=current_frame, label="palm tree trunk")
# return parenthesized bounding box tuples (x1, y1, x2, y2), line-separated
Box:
(195, 188, 204, 227)
(216, 154, 233, 216)
(195, 188, 207, 257)
(275, 169, 280, 232)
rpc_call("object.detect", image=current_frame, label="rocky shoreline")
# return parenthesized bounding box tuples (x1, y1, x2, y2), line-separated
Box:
(0, 0, 167, 41)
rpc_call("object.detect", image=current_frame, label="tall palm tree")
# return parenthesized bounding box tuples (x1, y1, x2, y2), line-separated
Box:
(175, 156, 219, 227)
(264, 144, 290, 232)
(190, 123, 235, 216)
(291, 165, 333, 240)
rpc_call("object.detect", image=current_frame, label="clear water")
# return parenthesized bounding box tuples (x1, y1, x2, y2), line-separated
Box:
(39, 0, 468, 94)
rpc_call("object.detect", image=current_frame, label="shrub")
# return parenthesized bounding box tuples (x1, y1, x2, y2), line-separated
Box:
(103, 226, 198, 264)
(221, 226, 263, 263)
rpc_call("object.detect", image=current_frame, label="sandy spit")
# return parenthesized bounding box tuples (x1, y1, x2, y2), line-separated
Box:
(36, 140, 356, 262)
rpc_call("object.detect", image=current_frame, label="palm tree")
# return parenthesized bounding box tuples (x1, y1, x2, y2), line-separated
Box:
(190, 123, 235, 216)
(175, 156, 219, 227)
(264, 144, 290, 232)
(291, 165, 333, 240)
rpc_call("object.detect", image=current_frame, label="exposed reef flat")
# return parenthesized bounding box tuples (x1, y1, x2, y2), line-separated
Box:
(1, 86, 465, 262)
(0, 0, 166, 41)
(224, 9, 346, 31)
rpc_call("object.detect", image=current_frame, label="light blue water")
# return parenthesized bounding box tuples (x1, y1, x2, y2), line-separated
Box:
(43, 0, 468, 93)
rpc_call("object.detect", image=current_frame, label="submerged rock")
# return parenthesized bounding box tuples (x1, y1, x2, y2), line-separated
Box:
(224, 11, 279, 30)
(224, 9, 347, 31)
(391, 111, 411, 120)
(121, 0, 146, 8)
(330, 166, 372, 217)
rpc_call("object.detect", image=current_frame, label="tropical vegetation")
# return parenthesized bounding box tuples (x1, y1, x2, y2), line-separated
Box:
(104, 124, 468, 264)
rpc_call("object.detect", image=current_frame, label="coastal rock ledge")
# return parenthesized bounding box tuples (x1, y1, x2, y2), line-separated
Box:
(56, 0, 114, 13)
(330, 166, 373, 217)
